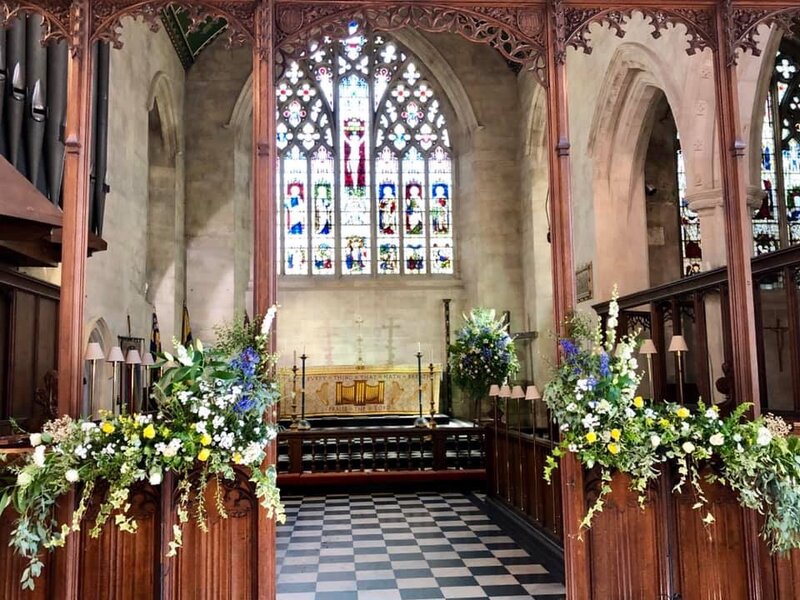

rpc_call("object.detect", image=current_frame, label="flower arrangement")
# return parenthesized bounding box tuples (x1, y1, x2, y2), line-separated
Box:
(544, 293, 800, 554)
(449, 308, 519, 398)
(0, 307, 285, 590)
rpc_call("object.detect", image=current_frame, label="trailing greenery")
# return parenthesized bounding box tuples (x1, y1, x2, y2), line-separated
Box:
(448, 308, 519, 398)
(544, 292, 800, 554)
(0, 307, 284, 590)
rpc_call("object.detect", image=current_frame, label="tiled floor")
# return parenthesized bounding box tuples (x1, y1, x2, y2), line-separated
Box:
(276, 491, 567, 600)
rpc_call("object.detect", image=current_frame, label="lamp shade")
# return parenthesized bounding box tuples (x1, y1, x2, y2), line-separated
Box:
(488, 384, 501, 397)
(639, 339, 657, 356)
(668, 335, 689, 353)
(511, 385, 525, 399)
(106, 346, 125, 363)
(85, 342, 105, 361)
(141, 352, 155, 366)
(499, 385, 511, 398)
(525, 385, 541, 400)
(125, 349, 142, 365)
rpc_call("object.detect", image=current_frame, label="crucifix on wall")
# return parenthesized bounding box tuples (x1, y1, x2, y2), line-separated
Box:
(764, 317, 789, 372)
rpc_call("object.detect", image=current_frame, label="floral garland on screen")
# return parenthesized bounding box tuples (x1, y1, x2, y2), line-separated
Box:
(543, 292, 800, 554)
(449, 308, 520, 398)
(0, 308, 285, 590)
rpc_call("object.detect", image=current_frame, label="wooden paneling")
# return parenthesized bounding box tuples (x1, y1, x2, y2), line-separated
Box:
(174, 474, 257, 600)
(78, 485, 160, 600)
(586, 472, 664, 599)
(674, 480, 750, 600)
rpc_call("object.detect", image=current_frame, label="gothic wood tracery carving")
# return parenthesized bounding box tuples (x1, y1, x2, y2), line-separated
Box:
(275, 3, 548, 86)
(0, 0, 71, 43)
(730, 7, 800, 62)
(89, 0, 256, 49)
(559, 6, 716, 61)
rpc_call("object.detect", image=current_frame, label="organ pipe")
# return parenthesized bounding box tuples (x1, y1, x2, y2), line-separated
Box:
(0, 26, 6, 157)
(25, 13, 47, 191)
(45, 40, 67, 206)
(5, 17, 25, 169)
(92, 42, 110, 237)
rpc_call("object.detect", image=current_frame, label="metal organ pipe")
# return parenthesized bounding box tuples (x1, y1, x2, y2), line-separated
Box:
(0, 27, 6, 155)
(6, 17, 26, 169)
(45, 40, 67, 206)
(26, 13, 47, 192)
(92, 42, 110, 237)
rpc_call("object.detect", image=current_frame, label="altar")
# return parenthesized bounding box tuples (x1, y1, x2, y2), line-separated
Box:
(279, 364, 442, 417)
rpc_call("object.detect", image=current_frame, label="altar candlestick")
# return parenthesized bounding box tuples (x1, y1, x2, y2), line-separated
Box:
(414, 351, 428, 428)
(428, 362, 437, 428)
(298, 353, 310, 430)
(289, 364, 299, 430)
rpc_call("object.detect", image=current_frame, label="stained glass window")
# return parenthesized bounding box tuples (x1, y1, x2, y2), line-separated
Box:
(676, 145, 702, 276)
(756, 37, 800, 255)
(275, 27, 455, 276)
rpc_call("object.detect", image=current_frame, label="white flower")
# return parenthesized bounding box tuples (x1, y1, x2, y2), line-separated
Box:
(624, 408, 636, 419)
(29, 433, 42, 447)
(650, 434, 661, 448)
(65, 469, 80, 483)
(705, 409, 719, 421)
(596, 399, 612, 414)
(682, 441, 696, 454)
(81, 422, 97, 432)
(75, 445, 88, 459)
(566, 402, 578, 413)
(261, 305, 278, 337)
(33, 445, 46, 467)
(559, 423, 570, 432)
(756, 426, 773, 446)
(148, 469, 163, 486)
(709, 433, 725, 447)
(732, 433, 742, 443)
(581, 414, 600, 430)
(16, 471, 32, 487)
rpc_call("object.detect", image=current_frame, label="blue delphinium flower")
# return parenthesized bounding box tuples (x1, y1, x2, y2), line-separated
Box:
(559, 339, 579, 360)
(235, 394, 256, 413)
(231, 346, 260, 378)
(599, 352, 610, 377)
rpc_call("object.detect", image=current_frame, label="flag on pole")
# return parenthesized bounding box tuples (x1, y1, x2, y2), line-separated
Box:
(181, 304, 193, 346)
(150, 312, 162, 355)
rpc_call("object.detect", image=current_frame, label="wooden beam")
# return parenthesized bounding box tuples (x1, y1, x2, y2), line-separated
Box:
(253, 2, 278, 599)
(52, 1, 94, 598)
(545, 1, 590, 598)
(712, 2, 762, 598)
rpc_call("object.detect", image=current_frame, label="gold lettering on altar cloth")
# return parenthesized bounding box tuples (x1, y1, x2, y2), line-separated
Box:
(278, 364, 442, 417)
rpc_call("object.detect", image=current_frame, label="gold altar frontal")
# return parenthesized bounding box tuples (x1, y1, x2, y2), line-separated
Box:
(279, 364, 442, 417)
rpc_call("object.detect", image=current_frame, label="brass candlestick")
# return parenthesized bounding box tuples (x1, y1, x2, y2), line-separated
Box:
(297, 353, 311, 430)
(289, 364, 299, 429)
(414, 351, 429, 428)
(428, 362, 437, 428)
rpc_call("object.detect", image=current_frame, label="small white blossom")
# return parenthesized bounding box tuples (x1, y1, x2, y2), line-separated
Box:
(682, 441, 696, 454)
(30, 433, 43, 446)
(65, 469, 80, 483)
(705, 409, 719, 421)
(581, 414, 600, 429)
(709, 433, 725, 447)
(33, 445, 46, 467)
(650, 434, 661, 448)
(756, 426, 773, 446)
(148, 469, 163, 486)
(17, 471, 32, 486)
(75, 445, 88, 459)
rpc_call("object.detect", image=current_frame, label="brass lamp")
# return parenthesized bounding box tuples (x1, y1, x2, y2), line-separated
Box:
(107, 346, 125, 415)
(668, 335, 689, 404)
(639, 338, 657, 399)
(125, 349, 142, 413)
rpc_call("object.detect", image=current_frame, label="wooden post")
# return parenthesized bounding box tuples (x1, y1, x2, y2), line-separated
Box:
(53, 2, 93, 598)
(253, 2, 277, 599)
(713, 3, 762, 598)
(545, 2, 590, 597)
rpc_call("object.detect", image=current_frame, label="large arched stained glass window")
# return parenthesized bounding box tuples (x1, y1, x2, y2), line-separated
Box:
(756, 36, 800, 254)
(276, 28, 455, 276)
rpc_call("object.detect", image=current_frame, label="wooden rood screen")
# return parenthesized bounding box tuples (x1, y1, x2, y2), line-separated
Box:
(1, 1, 800, 599)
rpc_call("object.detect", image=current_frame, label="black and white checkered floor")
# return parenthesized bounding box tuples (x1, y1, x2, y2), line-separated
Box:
(277, 491, 567, 599)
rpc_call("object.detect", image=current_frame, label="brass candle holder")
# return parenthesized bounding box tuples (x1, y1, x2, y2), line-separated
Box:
(289, 364, 299, 430)
(428, 362, 437, 428)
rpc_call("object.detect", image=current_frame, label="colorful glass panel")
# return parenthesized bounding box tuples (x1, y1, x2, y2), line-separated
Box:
(275, 28, 454, 275)
(676, 148, 701, 276)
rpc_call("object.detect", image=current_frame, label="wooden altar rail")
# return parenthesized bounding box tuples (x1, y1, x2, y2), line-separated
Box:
(485, 424, 800, 598)
(276, 427, 485, 486)
(594, 244, 800, 417)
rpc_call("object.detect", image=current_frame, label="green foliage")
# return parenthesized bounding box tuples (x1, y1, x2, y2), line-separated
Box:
(0, 307, 284, 590)
(544, 292, 800, 554)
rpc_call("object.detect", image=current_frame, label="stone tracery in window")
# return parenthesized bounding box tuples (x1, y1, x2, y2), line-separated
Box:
(276, 28, 454, 276)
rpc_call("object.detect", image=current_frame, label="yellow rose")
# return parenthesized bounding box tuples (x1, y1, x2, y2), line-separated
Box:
(101, 422, 115, 434)
(198, 448, 211, 462)
(142, 424, 156, 440)
(633, 396, 644, 409)
(610, 429, 621, 441)
(607, 443, 620, 455)
(659, 418, 671, 428)
(676, 407, 690, 419)
(233, 452, 243, 464)
(585, 431, 597, 444)
(200, 433, 212, 446)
